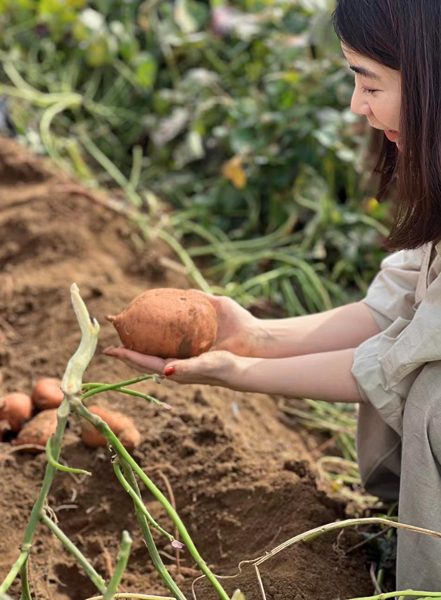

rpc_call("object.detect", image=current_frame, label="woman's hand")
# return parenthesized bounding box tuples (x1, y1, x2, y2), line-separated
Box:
(196, 292, 266, 357)
(103, 346, 245, 388)
(103, 291, 263, 384)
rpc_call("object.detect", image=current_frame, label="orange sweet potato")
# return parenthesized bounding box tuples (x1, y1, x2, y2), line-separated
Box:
(106, 288, 218, 358)
(0, 392, 33, 433)
(32, 377, 64, 410)
(12, 409, 58, 451)
(81, 405, 141, 450)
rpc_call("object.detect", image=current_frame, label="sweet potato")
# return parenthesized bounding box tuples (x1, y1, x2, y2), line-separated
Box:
(0, 393, 33, 433)
(12, 409, 58, 451)
(81, 405, 141, 450)
(107, 288, 218, 358)
(32, 377, 64, 410)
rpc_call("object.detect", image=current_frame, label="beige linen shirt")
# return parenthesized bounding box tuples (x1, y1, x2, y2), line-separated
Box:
(351, 240, 441, 498)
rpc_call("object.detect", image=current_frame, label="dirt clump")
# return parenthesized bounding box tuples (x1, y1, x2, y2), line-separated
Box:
(0, 137, 373, 600)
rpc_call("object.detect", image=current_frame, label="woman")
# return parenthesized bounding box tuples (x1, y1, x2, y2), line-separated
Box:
(105, 0, 441, 591)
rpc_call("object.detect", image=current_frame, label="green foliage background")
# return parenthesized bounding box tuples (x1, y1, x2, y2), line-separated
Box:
(0, 0, 391, 315)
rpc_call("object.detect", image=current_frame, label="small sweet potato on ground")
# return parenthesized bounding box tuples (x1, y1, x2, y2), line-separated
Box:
(107, 288, 218, 358)
(12, 409, 58, 451)
(0, 393, 33, 433)
(81, 405, 141, 450)
(32, 377, 64, 410)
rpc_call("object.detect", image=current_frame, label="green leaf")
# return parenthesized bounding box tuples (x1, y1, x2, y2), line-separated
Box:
(134, 52, 157, 89)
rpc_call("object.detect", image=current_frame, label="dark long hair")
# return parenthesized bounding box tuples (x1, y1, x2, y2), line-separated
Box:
(332, 0, 441, 251)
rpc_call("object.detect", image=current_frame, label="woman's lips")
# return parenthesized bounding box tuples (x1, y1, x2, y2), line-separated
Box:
(384, 130, 399, 142)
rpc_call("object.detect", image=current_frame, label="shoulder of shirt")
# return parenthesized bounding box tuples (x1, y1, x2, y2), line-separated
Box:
(380, 244, 430, 270)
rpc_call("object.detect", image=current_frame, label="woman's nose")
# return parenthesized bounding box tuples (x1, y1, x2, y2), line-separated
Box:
(351, 88, 372, 117)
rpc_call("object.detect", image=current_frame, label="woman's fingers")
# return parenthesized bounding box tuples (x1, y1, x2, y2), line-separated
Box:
(162, 351, 234, 385)
(104, 347, 236, 387)
(103, 346, 166, 374)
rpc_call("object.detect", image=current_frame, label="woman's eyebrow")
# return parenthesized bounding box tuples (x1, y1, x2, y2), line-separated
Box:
(348, 65, 382, 82)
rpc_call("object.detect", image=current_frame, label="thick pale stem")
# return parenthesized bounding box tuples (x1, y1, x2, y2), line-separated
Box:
(62, 283, 100, 397)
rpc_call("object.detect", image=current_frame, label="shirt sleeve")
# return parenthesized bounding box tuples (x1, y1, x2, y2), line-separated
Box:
(352, 246, 428, 435)
(361, 248, 424, 331)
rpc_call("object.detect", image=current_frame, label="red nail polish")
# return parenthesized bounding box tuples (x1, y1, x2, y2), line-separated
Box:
(164, 366, 176, 376)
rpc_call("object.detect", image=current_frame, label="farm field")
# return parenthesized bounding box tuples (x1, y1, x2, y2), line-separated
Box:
(0, 137, 373, 600)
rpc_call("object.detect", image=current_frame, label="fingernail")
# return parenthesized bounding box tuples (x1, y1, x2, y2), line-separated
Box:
(164, 366, 176, 377)
(103, 347, 115, 355)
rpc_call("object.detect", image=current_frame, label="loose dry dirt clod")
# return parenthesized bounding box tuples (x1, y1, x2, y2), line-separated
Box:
(0, 137, 373, 600)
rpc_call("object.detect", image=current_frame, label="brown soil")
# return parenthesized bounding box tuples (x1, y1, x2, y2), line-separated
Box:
(0, 138, 373, 600)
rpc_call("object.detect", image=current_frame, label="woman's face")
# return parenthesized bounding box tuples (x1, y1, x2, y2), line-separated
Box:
(341, 43, 402, 147)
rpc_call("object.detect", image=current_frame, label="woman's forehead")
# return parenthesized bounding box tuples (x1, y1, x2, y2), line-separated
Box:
(341, 42, 400, 82)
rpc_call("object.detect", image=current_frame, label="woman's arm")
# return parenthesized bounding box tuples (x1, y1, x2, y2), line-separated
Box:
(254, 301, 380, 358)
(105, 345, 362, 403)
(104, 301, 379, 387)
(230, 348, 361, 402)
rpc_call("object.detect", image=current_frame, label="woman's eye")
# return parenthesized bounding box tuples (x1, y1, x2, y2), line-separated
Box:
(361, 86, 378, 95)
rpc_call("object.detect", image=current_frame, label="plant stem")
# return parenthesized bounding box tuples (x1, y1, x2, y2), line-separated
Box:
(85, 595, 174, 600)
(254, 518, 441, 568)
(0, 554, 29, 597)
(113, 462, 176, 544)
(156, 229, 211, 293)
(81, 376, 158, 399)
(249, 517, 441, 600)
(78, 130, 143, 208)
(62, 284, 100, 397)
(119, 460, 186, 600)
(19, 559, 32, 600)
(129, 145, 143, 191)
(41, 514, 106, 594)
(0, 399, 70, 597)
(73, 401, 228, 600)
(347, 592, 441, 600)
(46, 435, 91, 476)
(111, 387, 170, 408)
(103, 531, 132, 600)
(0, 284, 100, 596)
(82, 380, 168, 408)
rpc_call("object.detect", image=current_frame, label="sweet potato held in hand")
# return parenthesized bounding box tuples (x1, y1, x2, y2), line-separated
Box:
(106, 288, 218, 359)
(81, 405, 141, 450)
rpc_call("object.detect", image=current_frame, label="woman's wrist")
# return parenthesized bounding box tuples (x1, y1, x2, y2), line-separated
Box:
(227, 355, 256, 391)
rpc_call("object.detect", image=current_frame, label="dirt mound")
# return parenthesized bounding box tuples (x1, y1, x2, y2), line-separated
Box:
(0, 137, 372, 600)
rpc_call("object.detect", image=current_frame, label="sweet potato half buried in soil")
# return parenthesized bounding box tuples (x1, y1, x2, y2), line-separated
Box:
(12, 408, 58, 451)
(81, 405, 141, 450)
(107, 288, 218, 359)
(32, 377, 64, 410)
(0, 393, 33, 433)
